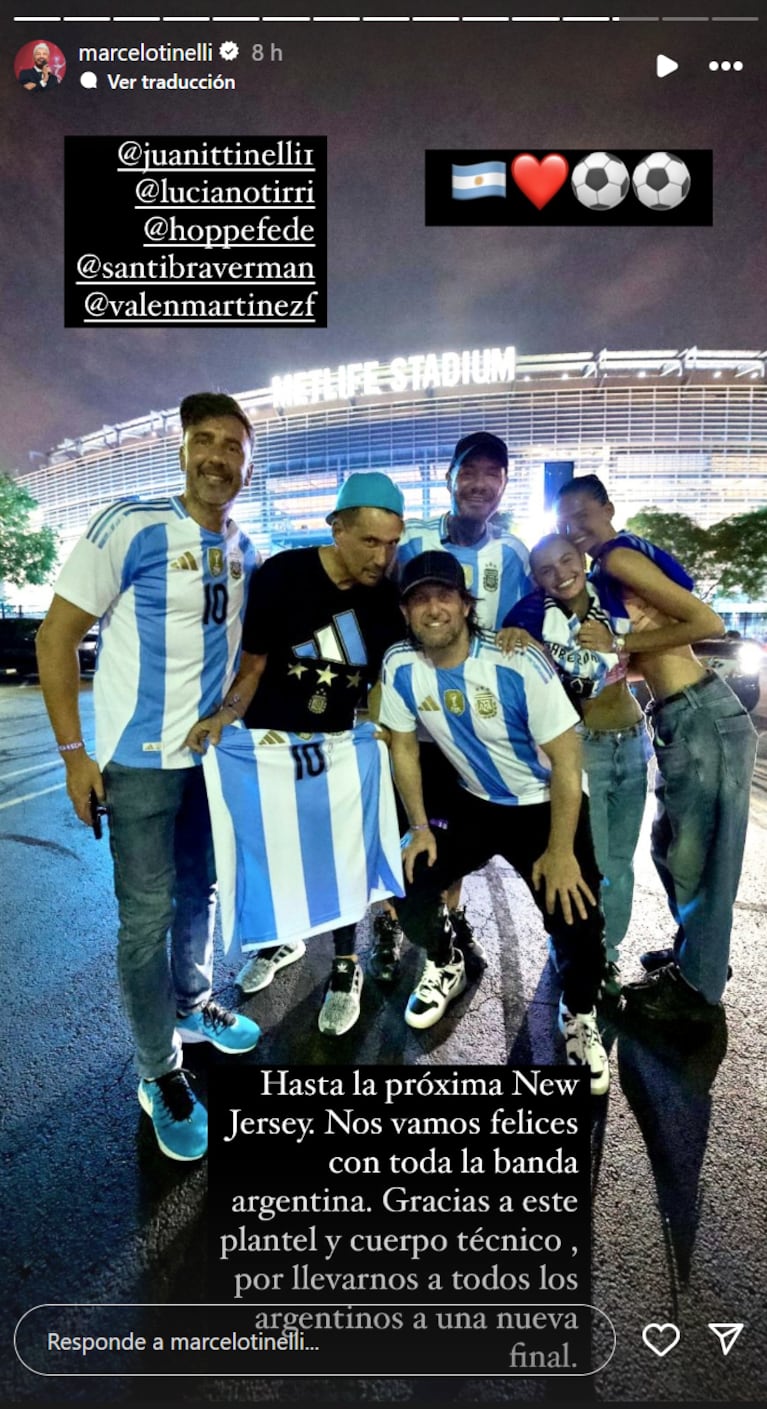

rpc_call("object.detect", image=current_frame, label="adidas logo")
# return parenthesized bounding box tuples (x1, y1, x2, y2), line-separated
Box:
(419, 696, 440, 711)
(260, 730, 287, 745)
(170, 551, 198, 571)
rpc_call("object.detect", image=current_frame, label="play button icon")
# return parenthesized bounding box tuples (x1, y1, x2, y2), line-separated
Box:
(657, 54, 679, 78)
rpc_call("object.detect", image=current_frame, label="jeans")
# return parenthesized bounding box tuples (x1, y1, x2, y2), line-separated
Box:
(395, 791, 604, 1016)
(104, 763, 217, 1080)
(648, 673, 757, 1003)
(580, 721, 652, 961)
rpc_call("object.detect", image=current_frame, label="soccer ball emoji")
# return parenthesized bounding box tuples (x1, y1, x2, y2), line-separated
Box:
(571, 152, 630, 211)
(632, 152, 691, 210)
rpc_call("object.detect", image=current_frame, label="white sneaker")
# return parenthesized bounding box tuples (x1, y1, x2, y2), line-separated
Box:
(236, 940, 306, 994)
(558, 998, 610, 1096)
(405, 949, 467, 1031)
(318, 958, 363, 1037)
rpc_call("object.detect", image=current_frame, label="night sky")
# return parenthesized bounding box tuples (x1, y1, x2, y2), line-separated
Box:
(1, 9, 765, 472)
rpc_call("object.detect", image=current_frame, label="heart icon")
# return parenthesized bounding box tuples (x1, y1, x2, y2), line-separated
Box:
(642, 1323, 681, 1358)
(510, 153, 569, 209)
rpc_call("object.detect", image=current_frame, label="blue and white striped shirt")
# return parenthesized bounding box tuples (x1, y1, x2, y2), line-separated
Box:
(203, 722, 404, 952)
(55, 495, 260, 769)
(380, 632, 579, 806)
(397, 514, 532, 631)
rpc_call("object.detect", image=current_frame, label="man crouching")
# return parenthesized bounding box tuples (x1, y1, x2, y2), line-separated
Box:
(378, 551, 609, 1095)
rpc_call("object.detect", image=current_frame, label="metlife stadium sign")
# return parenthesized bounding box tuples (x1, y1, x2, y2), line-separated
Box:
(270, 346, 516, 410)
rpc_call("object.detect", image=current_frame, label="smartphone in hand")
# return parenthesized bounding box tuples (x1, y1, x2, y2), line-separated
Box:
(89, 789, 107, 840)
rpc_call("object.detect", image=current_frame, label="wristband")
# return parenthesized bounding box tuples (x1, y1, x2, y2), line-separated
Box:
(58, 740, 85, 754)
(410, 823, 431, 831)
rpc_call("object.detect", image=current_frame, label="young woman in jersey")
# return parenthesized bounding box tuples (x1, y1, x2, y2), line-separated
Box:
(501, 532, 652, 996)
(554, 475, 757, 1022)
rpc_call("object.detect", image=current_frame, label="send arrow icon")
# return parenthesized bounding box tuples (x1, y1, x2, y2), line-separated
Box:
(708, 1323, 744, 1356)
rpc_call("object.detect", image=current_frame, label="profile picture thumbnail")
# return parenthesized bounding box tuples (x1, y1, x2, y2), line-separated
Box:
(15, 39, 66, 92)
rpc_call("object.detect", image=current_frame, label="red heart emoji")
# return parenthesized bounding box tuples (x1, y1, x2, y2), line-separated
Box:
(511, 153, 569, 210)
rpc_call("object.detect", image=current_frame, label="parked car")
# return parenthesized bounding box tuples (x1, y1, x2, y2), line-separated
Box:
(0, 616, 99, 679)
(632, 635, 764, 714)
(695, 636, 764, 713)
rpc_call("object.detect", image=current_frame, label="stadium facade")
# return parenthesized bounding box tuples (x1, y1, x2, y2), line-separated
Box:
(13, 346, 767, 603)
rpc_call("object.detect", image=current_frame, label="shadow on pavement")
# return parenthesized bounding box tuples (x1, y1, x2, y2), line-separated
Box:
(614, 1007, 728, 1292)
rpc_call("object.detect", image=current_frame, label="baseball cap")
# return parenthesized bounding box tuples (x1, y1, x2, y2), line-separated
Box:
(326, 471, 405, 522)
(450, 430, 509, 471)
(400, 550, 467, 599)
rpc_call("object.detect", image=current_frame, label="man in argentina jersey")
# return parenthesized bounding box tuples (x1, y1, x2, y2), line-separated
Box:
(378, 551, 610, 1095)
(397, 431, 532, 631)
(36, 392, 262, 1163)
(373, 430, 533, 985)
(185, 471, 406, 1040)
(202, 722, 403, 954)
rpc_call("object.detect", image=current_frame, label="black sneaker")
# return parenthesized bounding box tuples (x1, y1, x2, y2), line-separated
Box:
(599, 961, 622, 1002)
(318, 958, 363, 1036)
(640, 946, 732, 982)
(448, 907, 487, 983)
(622, 964, 722, 1024)
(639, 946, 675, 973)
(368, 913, 403, 985)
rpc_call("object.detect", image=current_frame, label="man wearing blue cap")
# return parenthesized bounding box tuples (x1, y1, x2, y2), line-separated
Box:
(186, 471, 406, 1037)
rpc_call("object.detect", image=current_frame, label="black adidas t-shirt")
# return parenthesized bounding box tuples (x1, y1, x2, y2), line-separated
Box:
(242, 547, 405, 733)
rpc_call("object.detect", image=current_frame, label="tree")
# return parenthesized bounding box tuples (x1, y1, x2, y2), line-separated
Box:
(625, 508, 719, 599)
(625, 505, 767, 603)
(708, 508, 767, 601)
(0, 474, 58, 587)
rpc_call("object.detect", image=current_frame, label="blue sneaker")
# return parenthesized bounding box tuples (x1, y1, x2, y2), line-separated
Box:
(176, 1000, 261, 1054)
(138, 1070, 208, 1161)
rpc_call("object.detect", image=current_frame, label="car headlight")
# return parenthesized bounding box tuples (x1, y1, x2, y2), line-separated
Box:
(737, 643, 764, 675)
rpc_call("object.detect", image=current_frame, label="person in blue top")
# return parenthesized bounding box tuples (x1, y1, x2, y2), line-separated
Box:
(555, 474, 757, 1023)
(501, 532, 652, 996)
(36, 392, 262, 1162)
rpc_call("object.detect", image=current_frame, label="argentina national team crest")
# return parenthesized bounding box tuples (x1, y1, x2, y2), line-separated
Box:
(229, 556, 243, 580)
(308, 693, 328, 714)
(207, 547, 225, 576)
(443, 689, 465, 716)
(483, 564, 499, 592)
(474, 686, 498, 718)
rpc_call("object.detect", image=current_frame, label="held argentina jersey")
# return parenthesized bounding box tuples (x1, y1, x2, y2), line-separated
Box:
(202, 721, 404, 952)
(55, 495, 259, 769)
(380, 632, 579, 805)
(397, 515, 532, 630)
(505, 581, 631, 704)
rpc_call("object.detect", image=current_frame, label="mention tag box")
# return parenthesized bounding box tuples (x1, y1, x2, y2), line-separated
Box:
(64, 135, 327, 328)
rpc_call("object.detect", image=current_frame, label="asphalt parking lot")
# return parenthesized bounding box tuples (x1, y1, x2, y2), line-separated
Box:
(1, 681, 766, 1406)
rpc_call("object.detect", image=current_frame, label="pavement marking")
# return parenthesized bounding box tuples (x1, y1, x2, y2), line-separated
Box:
(0, 782, 66, 810)
(0, 759, 62, 782)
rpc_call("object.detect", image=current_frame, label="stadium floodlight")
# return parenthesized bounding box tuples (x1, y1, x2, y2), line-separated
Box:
(735, 360, 765, 379)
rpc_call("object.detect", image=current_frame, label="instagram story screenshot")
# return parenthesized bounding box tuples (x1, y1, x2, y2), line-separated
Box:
(0, 4, 765, 1406)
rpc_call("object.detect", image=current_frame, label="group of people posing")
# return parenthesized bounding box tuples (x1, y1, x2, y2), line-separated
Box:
(36, 391, 758, 1161)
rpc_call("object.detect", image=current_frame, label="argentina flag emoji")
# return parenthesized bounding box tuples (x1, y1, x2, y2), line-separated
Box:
(451, 160, 507, 200)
